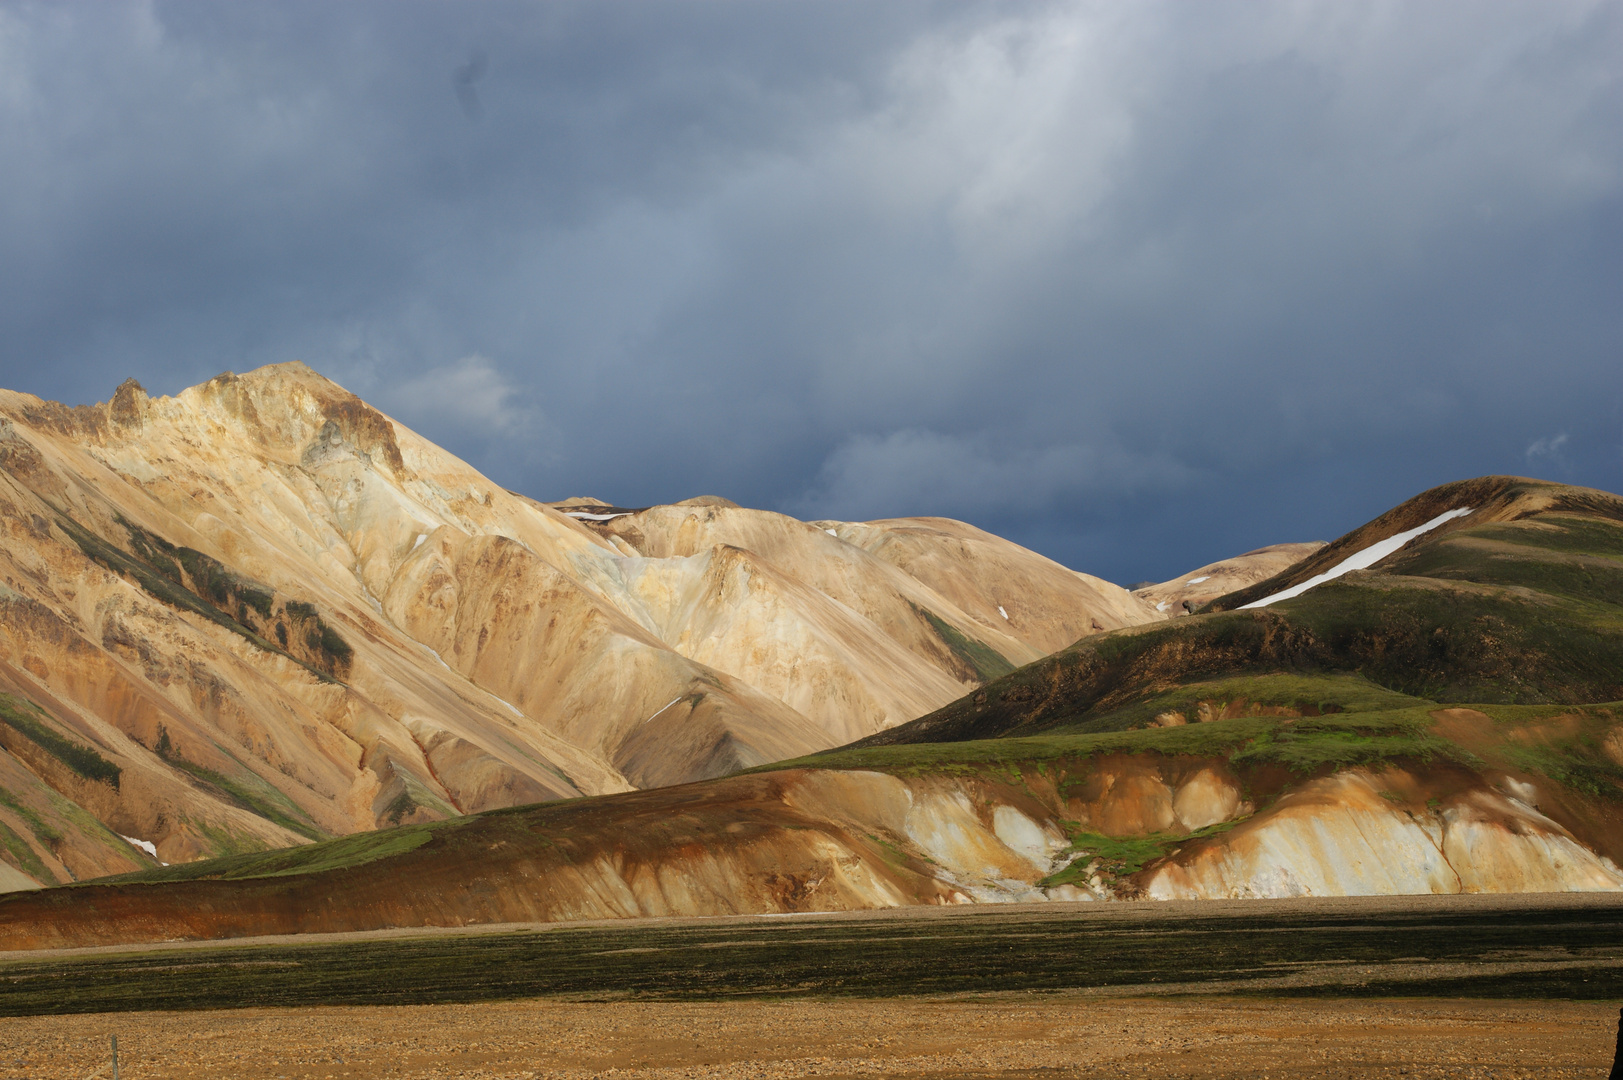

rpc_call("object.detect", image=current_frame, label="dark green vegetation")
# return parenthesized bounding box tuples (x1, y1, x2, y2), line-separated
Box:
(151, 726, 325, 843)
(1, 898, 1619, 1016)
(0, 819, 51, 885)
(51, 508, 352, 681)
(0, 692, 120, 788)
(858, 477, 1623, 749)
(916, 604, 1016, 681)
(772, 671, 1589, 779)
(1038, 830, 1171, 882)
(92, 818, 442, 885)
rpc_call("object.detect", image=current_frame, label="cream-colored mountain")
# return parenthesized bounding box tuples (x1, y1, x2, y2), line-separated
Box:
(0, 363, 1161, 887)
(1132, 542, 1326, 615)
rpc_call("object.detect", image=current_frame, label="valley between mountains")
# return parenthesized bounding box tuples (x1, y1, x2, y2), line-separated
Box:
(0, 366, 1621, 949)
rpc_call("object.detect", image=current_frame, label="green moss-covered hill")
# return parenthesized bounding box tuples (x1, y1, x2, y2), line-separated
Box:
(849, 476, 1623, 748)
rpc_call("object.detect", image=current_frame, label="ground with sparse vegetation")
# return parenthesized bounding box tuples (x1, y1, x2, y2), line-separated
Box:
(2, 896, 1623, 1078)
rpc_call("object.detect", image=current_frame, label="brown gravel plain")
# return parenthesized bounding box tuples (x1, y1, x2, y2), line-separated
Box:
(2, 996, 1619, 1080)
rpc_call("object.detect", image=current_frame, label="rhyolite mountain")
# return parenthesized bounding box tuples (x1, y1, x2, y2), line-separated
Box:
(2, 475, 1620, 947)
(0, 363, 1163, 890)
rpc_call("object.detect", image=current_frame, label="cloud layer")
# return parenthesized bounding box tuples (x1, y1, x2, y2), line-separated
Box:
(1, 0, 1619, 583)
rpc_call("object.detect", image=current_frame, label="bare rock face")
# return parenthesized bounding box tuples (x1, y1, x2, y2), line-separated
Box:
(821, 517, 1163, 653)
(1142, 770, 1623, 899)
(0, 364, 1159, 888)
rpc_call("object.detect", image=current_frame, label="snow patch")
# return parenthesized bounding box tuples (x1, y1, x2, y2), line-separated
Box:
(567, 511, 631, 522)
(412, 533, 426, 550)
(997, 605, 1009, 620)
(1241, 508, 1473, 609)
(119, 834, 163, 863)
(1156, 601, 1168, 612)
(825, 528, 838, 536)
(642, 695, 685, 726)
(1186, 575, 1210, 584)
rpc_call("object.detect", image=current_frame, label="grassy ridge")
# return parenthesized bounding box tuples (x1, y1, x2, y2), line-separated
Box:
(859, 488, 1623, 752)
(785, 672, 1471, 774)
(88, 820, 446, 886)
(781, 709, 1479, 777)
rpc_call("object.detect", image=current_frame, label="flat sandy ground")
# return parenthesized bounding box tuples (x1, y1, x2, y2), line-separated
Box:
(2, 996, 1619, 1080)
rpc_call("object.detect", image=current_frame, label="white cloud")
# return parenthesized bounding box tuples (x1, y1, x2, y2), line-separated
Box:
(1525, 432, 1571, 467)
(1526, 432, 1569, 457)
(380, 355, 542, 441)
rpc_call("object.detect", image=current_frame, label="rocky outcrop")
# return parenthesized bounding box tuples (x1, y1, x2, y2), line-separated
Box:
(1142, 770, 1623, 899)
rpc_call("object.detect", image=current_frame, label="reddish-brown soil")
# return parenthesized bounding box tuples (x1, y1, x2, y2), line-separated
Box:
(1, 996, 1616, 1079)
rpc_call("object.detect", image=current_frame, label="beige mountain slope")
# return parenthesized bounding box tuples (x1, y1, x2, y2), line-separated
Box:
(1132, 542, 1326, 615)
(820, 517, 1155, 654)
(0, 363, 1159, 888)
(578, 503, 1165, 744)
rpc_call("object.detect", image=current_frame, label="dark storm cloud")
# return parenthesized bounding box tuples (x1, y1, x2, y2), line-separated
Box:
(0, 0, 1619, 583)
(453, 49, 487, 122)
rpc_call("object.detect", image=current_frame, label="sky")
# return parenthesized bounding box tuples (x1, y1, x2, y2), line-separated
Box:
(1, 0, 1619, 585)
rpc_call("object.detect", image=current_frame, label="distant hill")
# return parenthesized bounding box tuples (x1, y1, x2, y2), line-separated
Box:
(1132, 542, 1326, 616)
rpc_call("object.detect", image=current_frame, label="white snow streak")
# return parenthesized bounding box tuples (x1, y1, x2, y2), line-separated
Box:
(567, 511, 631, 521)
(412, 533, 427, 550)
(1156, 601, 1169, 612)
(825, 528, 839, 536)
(1240, 508, 1474, 609)
(998, 605, 1009, 620)
(1186, 576, 1209, 584)
(642, 696, 684, 726)
(418, 642, 524, 718)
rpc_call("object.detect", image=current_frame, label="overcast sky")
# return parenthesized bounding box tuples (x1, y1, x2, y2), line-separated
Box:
(1, 1, 1619, 584)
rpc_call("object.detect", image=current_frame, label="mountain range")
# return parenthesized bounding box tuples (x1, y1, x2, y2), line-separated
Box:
(2, 367, 1620, 947)
(0, 363, 1203, 890)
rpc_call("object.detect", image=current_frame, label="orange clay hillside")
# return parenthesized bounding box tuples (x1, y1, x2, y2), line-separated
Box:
(0, 364, 1168, 891)
(1, 476, 1620, 946)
